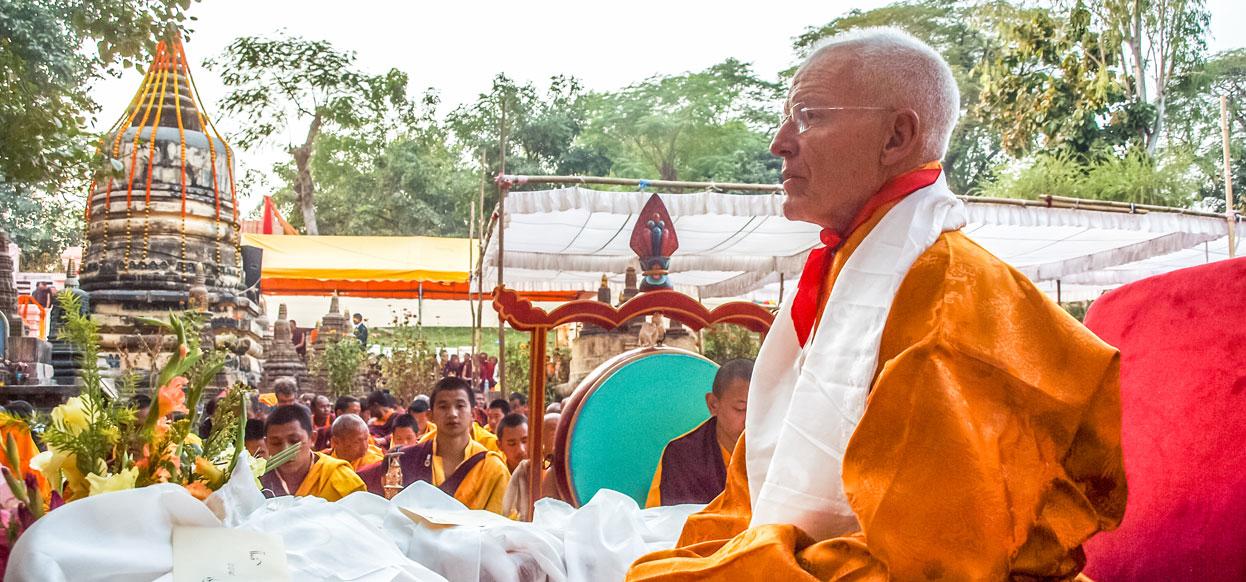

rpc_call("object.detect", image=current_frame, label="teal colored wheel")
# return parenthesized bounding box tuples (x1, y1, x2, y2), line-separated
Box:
(554, 347, 719, 507)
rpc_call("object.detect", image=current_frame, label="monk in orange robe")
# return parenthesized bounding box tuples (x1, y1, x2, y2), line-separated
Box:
(261, 404, 365, 502)
(628, 28, 1125, 581)
(326, 413, 384, 470)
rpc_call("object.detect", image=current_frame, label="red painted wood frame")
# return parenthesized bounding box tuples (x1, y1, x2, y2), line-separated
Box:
(492, 286, 774, 519)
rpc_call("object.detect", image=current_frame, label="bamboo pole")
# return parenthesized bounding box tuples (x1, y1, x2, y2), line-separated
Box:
(497, 174, 782, 193)
(497, 174, 1231, 219)
(477, 151, 487, 377)
(1221, 96, 1237, 258)
(497, 99, 508, 395)
(468, 200, 477, 359)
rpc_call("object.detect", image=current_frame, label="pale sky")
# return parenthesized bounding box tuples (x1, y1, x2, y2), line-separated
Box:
(87, 0, 1246, 215)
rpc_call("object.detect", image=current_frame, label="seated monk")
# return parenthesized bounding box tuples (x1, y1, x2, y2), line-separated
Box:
(326, 414, 384, 470)
(502, 412, 562, 521)
(359, 378, 510, 513)
(365, 390, 397, 439)
(646, 358, 752, 508)
(495, 413, 529, 473)
(627, 28, 1125, 581)
(260, 404, 366, 502)
(311, 395, 333, 450)
(389, 414, 421, 447)
(416, 409, 500, 453)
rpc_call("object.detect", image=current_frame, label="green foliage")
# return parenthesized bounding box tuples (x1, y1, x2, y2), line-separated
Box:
(701, 324, 761, 364)
(975, 1, 1131, 156)
(207, 34, 418, 233)
(377, 310, 441, 403)
(204, 387, 245, 461)
(316, 337, 365, 396)
(980, 147, 1199, 206)
(581, 59, 782, 183)
(0, 0, 196, 190)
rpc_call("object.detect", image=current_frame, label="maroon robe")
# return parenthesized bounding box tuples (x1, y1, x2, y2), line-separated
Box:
(656, 417, 729, 506)
(357, 440, 488, 497)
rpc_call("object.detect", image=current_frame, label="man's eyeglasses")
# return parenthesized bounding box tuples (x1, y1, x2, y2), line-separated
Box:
(778, 103, 893, 134)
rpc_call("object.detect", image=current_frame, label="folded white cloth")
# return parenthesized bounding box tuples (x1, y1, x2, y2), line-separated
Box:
(6, 454, 700, 582)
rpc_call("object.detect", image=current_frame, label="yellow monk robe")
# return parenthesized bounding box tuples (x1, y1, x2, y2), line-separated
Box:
(269, 452, 366, 502)
(431, 439, 510, 514)
(628, 196, 1126, 580)
(329, 443, 384, 471)
(419, 422, 501, 453)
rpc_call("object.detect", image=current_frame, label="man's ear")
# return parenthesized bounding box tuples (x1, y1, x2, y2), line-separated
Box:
(705, 392, 719, 415)
(880, 108, 921, 166)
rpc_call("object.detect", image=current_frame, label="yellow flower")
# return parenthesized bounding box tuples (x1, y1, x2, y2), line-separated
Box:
(86, 467, 139, 496)
(183, 433, 202, 448)
(30, 448, 70, 492)
(193, 456, 224, 489)
(50, 397, 90, 435)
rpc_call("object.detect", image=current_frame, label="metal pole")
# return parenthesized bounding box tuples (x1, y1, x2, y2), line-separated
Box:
(1221, 96, 1237, 258)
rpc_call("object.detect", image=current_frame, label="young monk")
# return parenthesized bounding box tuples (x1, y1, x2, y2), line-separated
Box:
(646, 358, 752, 508)
(495, 413, 529, 473)
(359, 377, 510, 513)
(389, 414, 421, 447)
(260, 404, 365, 501)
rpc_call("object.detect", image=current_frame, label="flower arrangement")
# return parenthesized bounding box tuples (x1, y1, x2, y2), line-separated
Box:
(29, 292, 246, 502)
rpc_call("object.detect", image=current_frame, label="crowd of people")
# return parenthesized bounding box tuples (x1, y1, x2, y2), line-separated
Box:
(229, 374, 549, 516)
(438, 349, 499, 392)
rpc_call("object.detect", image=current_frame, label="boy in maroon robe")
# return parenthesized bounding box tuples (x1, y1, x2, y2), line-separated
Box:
(645, 359, 753, 507)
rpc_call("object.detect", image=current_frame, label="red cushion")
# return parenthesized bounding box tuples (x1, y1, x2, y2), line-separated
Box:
(1082, 258, 1246, 581)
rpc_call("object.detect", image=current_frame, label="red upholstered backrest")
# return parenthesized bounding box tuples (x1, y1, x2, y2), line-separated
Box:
(1081, 258, 1246, 582)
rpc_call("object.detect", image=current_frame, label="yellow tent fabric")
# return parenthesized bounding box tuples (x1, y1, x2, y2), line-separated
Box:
(243, 234, 475, 285)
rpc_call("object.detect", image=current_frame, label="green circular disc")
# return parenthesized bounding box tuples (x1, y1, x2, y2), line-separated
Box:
(567, 351, 719, 506)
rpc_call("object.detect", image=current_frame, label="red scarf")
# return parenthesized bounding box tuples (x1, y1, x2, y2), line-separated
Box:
(791, 165, 943, 347)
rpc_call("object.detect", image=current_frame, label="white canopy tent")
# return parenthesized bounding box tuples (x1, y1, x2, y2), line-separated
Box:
(481, 186, 1240, 303)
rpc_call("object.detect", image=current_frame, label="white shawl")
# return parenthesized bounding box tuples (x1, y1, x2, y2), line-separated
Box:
(746, 174, 966, 541)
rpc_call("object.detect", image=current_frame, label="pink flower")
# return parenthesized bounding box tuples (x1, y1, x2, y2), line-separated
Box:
(156, 376, 189, 418)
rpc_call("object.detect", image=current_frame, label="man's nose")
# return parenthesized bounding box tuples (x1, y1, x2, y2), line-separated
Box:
(770, 121, 797, 158)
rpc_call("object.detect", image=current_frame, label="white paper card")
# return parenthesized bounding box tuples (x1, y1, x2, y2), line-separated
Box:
(172, 525, 291, 582)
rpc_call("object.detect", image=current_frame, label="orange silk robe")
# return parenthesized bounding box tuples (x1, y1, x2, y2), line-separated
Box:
(627, 202, 1126, 581)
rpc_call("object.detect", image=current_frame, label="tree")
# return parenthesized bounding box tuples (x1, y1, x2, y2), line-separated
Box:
(581, 59, 782, 183)
(0, 187, 83, 270)
(0, 0, 194, 265)
(271, 126, 478, 237)
(206, 35, 415, 234)
(1088, 0, 1210, 153)
(975, 1, 1136, 158)
(448, 74, 610, 183)
(0, 0, 196, 190)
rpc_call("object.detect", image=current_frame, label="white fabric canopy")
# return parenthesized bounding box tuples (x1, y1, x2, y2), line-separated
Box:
(482, 187, 1240, 300)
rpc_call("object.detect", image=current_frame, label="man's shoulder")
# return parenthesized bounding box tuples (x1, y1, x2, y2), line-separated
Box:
(893, 230, 1117, 374)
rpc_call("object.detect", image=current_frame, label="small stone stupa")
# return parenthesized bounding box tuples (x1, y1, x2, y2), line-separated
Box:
(309, 295, 351, 391)
(262, 304, 308, 389)
(0, 231, 20, 337)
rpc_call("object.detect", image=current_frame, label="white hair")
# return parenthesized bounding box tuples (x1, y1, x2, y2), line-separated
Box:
(801, 27, 960, 159)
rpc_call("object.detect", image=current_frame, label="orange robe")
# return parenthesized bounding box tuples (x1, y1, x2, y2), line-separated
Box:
(430, 439, 510, 514)
(329, 444, 385, 471)
(288, 452, 366, 502)
(627, 199, 1126, 580)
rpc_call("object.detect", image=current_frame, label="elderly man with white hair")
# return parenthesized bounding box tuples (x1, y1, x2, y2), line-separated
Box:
(628, 28, 1126, 581)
